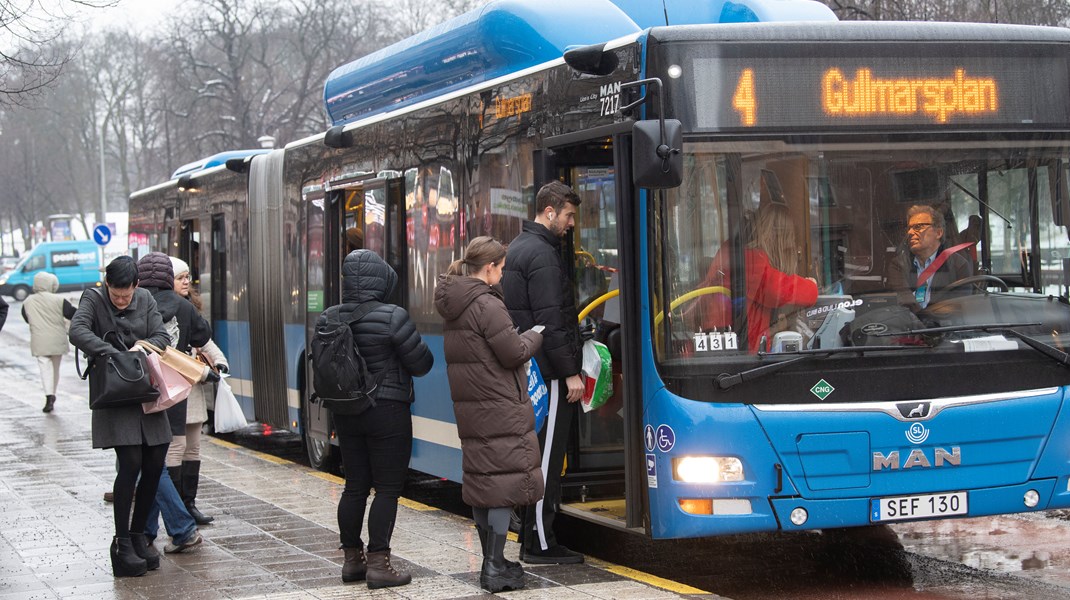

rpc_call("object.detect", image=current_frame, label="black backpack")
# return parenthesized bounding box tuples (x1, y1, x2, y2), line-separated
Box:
(310, 301, 384, 415)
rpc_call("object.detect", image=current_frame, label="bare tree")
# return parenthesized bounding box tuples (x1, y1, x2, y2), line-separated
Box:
(824, 0, 1070, 24)
(0, 0, 119, 105)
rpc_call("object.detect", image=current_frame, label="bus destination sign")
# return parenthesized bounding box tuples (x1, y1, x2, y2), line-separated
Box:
(694, 55, 1070, 130)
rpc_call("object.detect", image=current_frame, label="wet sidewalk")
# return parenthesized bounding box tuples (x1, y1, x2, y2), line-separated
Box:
(0, 326, 715, 600)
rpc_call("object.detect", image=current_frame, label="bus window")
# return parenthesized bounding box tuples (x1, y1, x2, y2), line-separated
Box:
(655, 142, 1070, 372)
(344, 188, 365, 254)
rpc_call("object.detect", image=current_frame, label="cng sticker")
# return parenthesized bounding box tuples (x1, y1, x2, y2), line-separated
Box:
(810, 379, 835, 400)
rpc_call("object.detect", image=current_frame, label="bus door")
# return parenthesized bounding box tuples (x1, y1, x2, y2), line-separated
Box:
(210, 214, 226, 324)
(304, 176, 407, 470)
(323, 177, 406, 305)
(178, 218, 201, 286)
(543, 137, 644, 531)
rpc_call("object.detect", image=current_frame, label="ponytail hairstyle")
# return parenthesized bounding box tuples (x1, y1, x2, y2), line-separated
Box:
(447, 236, 507, 276)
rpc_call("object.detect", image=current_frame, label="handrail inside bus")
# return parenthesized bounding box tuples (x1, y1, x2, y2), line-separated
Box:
(653, 286, 731, 328)
(579, 289, 620, 322)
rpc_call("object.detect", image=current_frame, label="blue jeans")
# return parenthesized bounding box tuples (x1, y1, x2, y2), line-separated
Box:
(145, 469, 197, 544)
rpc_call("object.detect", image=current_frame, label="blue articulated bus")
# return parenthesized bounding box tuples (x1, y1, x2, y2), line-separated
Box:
(130, 0, 1070, 538)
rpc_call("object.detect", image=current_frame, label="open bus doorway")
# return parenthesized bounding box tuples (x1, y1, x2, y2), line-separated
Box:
(302, 175, 407, 471)
(548, 140, 644, 532)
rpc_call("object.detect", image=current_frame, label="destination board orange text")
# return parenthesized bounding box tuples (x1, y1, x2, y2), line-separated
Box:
(822, 68, 998, 123)
(495, 93, 532, 119)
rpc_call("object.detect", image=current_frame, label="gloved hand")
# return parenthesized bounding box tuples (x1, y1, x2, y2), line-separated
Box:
(205, 370, 221, 383)
(216, 364, 229, 374)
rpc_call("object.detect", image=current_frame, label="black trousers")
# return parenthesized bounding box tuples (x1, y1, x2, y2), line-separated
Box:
(520, 378, 575, 552)
(335, 401, 412, 553)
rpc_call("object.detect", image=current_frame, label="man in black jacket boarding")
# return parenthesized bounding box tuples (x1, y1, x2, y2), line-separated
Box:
(502, 181, 585, 565)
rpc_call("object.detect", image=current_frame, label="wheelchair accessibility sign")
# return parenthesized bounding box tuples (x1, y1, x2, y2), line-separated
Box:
(644, 424, 676, 453)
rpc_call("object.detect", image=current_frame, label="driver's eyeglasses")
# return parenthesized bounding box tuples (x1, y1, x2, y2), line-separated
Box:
(907, 223, 934, 234)
(176, 274, 192, 282)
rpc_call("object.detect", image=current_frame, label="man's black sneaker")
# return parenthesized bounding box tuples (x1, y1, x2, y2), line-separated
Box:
(520, 544, 583, 565)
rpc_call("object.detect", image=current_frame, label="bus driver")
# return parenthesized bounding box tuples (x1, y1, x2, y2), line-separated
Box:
(886, 205, 974, 310)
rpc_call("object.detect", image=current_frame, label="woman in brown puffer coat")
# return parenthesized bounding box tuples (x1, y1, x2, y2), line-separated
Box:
(434, 236, 543, 594)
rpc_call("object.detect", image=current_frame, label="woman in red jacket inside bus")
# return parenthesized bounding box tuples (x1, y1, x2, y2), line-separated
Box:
(694, 203, 818, 352)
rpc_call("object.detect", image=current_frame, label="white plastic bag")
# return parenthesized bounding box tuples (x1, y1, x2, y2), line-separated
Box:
(214, 377, 248, 433)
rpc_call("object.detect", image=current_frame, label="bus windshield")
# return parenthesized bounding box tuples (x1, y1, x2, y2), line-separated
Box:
(654, 139, 1070, 366)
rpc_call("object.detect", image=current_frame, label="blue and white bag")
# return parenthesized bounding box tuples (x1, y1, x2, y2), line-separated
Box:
(526, 359, 548, 433)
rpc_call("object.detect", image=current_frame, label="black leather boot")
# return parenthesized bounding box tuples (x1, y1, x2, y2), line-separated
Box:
(42, 395, 55, 413)
(129, 532, 160, 570)
(476, 524, 521, 580)
(110, 536, 147, 577)
(341, 546, 366, 583)
(481, 533, 524, 592)
(181, 461, 214, 525)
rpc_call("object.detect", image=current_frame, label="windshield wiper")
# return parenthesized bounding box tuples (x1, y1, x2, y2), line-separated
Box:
(879, 322, 1070, 367)
(715, 345, 919, 390)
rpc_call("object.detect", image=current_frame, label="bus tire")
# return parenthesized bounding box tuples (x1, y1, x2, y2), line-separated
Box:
(12, 285, 29, 301)
(302, 398, 339, 473)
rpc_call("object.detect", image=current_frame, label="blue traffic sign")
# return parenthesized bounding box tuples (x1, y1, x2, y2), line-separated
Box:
(92, 224, 112, 246)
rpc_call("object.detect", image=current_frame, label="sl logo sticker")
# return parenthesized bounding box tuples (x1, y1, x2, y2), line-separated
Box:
(810, 379, 835, 400)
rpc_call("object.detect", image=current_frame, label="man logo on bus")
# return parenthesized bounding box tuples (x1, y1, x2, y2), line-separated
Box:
(897, 401, 932, 420)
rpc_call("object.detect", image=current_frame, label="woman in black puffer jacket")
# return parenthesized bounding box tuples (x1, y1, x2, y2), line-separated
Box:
(329, 250, 433, 590)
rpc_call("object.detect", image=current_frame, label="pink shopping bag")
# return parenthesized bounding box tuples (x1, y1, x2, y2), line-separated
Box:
(142, 350, 193, 414)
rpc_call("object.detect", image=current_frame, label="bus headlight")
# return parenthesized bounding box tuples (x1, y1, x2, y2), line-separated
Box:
(672, 456, 744, 483)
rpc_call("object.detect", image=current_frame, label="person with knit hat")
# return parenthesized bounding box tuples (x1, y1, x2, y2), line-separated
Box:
(169, 255, 229, 525)
(21, 271, 77, 412)
(136, 251, 214, 554)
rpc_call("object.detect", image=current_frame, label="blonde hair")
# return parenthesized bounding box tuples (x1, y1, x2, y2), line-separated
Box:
(750, 203, 799, 274)
(447, 236, 507, 276)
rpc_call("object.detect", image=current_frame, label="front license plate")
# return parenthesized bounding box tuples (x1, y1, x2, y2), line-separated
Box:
(870, 491, 968, 522)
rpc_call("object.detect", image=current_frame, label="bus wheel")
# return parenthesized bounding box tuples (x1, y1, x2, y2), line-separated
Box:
(302, 401, 339, 473)
(12, 286, 29, 301)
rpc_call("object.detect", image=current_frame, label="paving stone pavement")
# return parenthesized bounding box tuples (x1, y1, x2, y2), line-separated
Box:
(0, 323, 715, 600)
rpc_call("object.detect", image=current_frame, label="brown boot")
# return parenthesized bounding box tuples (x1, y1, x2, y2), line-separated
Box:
(341, 546, 366, 583)
(365, 550, 410, 589)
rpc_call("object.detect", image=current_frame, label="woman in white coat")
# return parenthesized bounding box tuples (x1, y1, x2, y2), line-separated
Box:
(170, 257, 229, 525)
(22, 271, 76, 412)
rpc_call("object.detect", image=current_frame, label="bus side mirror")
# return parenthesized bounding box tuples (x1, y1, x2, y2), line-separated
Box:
(632, 119, 682, 189)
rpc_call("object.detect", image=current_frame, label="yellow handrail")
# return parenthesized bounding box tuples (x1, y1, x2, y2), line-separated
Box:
(653, 286, 731, 328)
(577, 286, 732, 325)
(578, 289, 620, 322)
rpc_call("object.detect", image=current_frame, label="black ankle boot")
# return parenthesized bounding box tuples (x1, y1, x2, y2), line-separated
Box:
(481, 533, 524, 593)
(129, 532, 160, 570)
(42, 395, 55, 413)
(181, 461, 214, 525)
(110, 537, 147, 577)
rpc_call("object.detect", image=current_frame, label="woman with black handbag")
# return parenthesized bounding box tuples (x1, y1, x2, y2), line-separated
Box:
(69, 256, 172, 577)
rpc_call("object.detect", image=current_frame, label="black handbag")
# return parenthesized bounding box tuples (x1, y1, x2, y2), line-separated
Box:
(75, 290, 160, 410)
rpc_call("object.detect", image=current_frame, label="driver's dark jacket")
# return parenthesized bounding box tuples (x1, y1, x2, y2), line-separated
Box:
(886, 245, 974, 310)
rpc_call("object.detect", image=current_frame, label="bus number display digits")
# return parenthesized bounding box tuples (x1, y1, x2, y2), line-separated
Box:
(732, 68, 757, 126)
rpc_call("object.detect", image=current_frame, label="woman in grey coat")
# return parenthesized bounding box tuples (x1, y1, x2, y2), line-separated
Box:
(69, 256, 172, 578)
